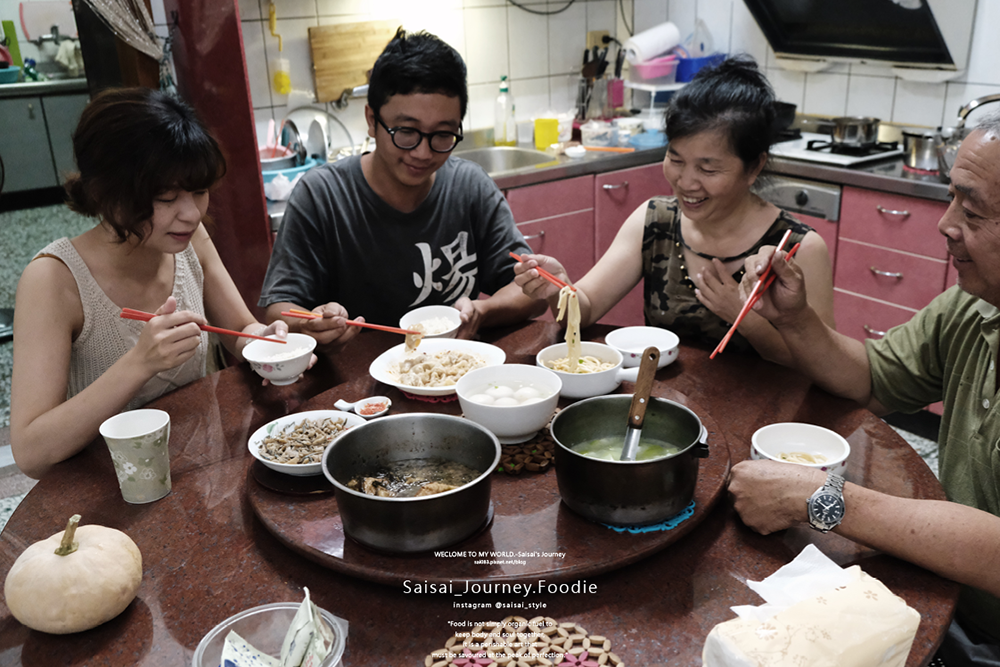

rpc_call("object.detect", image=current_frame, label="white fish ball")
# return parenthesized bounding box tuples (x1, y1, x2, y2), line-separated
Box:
(493, 397, 519, 407)
(513, 386, 542, 402)
(485, 385, 515, 399)
(469, 394, 495, 405)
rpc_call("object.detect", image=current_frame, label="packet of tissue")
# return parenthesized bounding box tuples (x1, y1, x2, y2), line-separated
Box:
(264, 172, 305, 201)
(702, 545, 921, 667)
(221, 588, 336, 667)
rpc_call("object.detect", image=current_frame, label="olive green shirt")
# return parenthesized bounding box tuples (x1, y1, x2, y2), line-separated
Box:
(867, 286, 1000, 643)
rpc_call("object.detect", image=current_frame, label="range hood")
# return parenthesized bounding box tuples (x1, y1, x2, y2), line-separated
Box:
(742, 0, 978, 80)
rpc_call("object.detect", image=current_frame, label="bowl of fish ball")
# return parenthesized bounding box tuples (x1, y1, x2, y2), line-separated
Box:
(550, 395, 709, 526)
(243, 333, 317, 385)
(399, 305, 462, 339)
(249, 410, 367, 476)
(321, 413, 501, 553)
(751, 423, 850, 475)
(535, 341, 640, 399)
(456, 364, 562, 444)
(605, 326, 680, 369)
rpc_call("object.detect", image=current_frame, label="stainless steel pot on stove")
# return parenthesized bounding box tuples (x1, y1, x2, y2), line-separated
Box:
(830, 116, 880, 147)
(321, 413, 501, 553)
(902, 129, 939, 172)
(550, 395, 709, 526)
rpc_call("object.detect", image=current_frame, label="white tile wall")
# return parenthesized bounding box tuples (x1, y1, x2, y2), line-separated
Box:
(230, 0, 1000, 150)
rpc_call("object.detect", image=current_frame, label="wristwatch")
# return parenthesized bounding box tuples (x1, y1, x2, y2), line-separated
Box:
(807, 471, 846, 533)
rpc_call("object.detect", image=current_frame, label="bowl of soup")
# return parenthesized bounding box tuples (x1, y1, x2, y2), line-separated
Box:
(751, 422, 850, 476)
(549, 395, 709, 526)
(321, 413, 500, 553)
(456, 364, 562, 443)
(535, 341, 640, 398)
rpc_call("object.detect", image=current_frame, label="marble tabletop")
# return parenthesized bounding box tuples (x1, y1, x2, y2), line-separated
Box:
(0, 320, 957, 666)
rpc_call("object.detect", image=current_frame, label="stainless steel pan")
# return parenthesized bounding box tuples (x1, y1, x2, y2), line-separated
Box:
(831, 116, 880, 147)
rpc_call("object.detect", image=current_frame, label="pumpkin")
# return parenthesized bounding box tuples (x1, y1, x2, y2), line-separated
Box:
(3, 514, 143, 634)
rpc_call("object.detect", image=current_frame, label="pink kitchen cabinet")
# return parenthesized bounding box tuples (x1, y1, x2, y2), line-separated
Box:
(594, 163, 674, 326)
(834, 186, 949, 345)
(506, 175, 596, 321)
(839, 186, 948, 259)
(834, 238, 947, 311)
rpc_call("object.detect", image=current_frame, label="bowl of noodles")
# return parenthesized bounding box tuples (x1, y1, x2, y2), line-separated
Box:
(369, 338, 507, 397)
(751, 423, 850, 475)
(535, 341, 639, 399)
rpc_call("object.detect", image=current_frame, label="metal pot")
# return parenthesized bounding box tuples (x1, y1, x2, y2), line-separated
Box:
(321, 413, 501, 553)
(902, 129, 939, 171)
(831, 116, 880, 147)
(550, 395, 709, 526)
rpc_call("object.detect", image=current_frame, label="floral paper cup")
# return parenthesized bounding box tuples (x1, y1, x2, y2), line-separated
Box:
(99, 409, 172, 504)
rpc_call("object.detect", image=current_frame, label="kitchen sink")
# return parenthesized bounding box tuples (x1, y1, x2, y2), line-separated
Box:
(454, 146, 557, 175)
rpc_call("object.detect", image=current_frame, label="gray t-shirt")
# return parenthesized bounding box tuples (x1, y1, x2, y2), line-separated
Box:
(259, 155, 530, 325)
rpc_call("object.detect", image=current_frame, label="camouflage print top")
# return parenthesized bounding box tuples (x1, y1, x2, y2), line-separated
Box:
(641, 196, 813, 352)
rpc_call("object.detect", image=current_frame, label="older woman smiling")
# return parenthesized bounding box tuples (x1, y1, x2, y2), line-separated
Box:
(515, 56, 834, 365)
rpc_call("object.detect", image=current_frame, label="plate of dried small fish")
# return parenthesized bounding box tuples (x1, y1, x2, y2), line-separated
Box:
(248, 410, 366, 476)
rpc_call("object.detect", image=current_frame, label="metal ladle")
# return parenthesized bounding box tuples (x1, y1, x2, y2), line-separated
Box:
(620, 346, 660, 461)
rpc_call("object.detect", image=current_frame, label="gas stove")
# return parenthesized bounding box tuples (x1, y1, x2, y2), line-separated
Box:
(770, 132, 904, 167)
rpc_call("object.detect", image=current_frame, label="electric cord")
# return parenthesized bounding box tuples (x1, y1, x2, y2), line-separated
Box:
(506, 0, 576, 16)
(619, 0, 633, 36)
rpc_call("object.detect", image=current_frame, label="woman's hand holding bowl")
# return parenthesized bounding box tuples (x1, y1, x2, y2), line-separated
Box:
(513, 254, 571, 300)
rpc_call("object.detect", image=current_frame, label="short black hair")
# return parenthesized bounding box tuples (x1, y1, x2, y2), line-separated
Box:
(664, 55, 777, 172)
(367, 28, 468, 120)
(65, 87, 226, 242)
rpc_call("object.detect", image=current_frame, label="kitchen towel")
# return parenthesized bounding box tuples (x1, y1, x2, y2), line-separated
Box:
(623, 22, 681, 64)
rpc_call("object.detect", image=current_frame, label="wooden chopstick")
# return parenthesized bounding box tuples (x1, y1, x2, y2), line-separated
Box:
(509, 252, 577, 292)
(281, 309, 420, 336)
(120, 308, 286, 344)
(710, 230, 796, 359)
(584, 146, 635, 153)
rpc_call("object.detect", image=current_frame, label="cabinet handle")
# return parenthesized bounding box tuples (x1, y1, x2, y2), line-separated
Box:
(603, 181, 629, 190)
(869, 266, 903, 279)
(863, 324, 887, 338)
(522, 230, 545, 241)
(875, 204, 910, 218)
(27, 102, 35, 120)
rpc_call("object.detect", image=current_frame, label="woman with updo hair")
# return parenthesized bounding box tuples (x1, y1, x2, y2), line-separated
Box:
(515, 56, 834, 364)
(11, 87, 298, 479)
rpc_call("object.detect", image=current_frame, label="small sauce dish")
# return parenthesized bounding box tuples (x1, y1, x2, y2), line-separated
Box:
(334, 396, 392, 419)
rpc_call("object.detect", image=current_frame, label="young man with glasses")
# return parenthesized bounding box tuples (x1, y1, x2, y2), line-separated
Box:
(259, 29, 542, 351)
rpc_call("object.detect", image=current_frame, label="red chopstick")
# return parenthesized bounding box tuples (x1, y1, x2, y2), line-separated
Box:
(710, 231, 797, 359)
(120, 308, 286, 344)
(509, 252, 576, 292)
(281, 309, 420, 336)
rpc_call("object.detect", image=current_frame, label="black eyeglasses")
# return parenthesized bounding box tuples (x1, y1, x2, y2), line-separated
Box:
(373, 112, 463, 153)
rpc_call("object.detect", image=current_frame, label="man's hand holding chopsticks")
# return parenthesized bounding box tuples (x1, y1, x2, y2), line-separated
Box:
(740, 245, 809, 327)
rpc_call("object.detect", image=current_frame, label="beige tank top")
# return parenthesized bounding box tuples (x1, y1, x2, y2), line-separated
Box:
(35, 238, 208, 410)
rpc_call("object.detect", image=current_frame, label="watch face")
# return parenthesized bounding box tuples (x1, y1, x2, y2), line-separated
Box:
(810, 492, 845, 526)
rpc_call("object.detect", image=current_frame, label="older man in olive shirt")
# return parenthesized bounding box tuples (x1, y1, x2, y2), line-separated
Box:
(727, 114, 1000, 663)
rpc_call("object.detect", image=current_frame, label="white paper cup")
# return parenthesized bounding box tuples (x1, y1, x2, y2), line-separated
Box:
(99, 409, 172, 504)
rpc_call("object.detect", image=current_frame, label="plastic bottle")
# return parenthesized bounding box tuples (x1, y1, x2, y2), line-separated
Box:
(494, 76, 516, 147)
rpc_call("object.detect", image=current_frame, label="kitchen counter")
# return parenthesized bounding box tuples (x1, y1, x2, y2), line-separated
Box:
(0, 77, 88, 99)
(0, 320, 957, 665)
(265, 131, 952, 232)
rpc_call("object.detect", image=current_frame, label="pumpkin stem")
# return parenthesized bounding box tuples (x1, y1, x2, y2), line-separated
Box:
(54, 514, 81, 556)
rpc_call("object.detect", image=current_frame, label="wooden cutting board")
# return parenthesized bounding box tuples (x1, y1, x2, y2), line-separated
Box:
(309, 20, 399, 103)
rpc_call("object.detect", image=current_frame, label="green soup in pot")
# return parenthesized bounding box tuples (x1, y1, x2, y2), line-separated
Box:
(571, 436, 681, 461)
